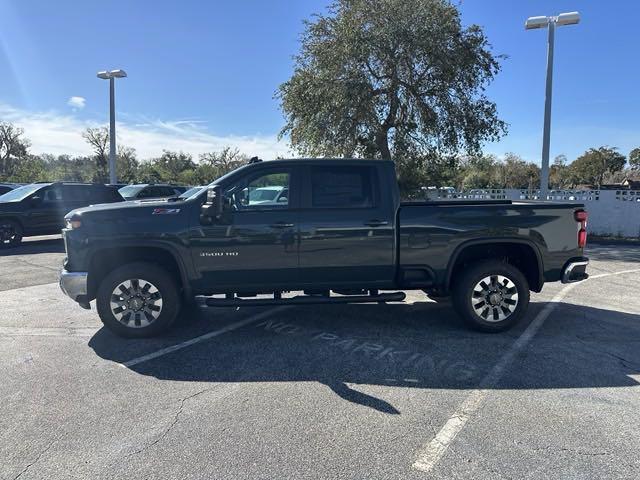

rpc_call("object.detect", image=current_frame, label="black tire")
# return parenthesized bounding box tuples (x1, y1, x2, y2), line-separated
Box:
(452, 260, 530, 333)
(0, 219, 23, 248)
(96, 262, 181, 338)
(422, 289, 450, 301)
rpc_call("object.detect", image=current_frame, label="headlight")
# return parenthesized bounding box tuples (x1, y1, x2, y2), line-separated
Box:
(65, 214, 82, 229)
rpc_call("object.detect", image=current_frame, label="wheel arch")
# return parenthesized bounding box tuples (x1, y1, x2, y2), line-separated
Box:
(0, 216, 24, 229)
(445, 238, 544, 293)
(86, 243, 191, 301)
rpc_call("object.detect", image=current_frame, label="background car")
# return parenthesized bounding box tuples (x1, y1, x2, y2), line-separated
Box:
(118, 184, 186, 201)
(247, 185, 288, 206)
(176, 186, 205, 200)
(0, 183, 24, 196)
(0, 182, 124, 247)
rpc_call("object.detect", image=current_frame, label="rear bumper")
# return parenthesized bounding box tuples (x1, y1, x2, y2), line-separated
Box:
(561, 257, 589, 284)
(59, 270, 90, 308)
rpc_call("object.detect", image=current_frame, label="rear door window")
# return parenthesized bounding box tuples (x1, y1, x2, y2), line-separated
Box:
(310, 166, 375, 208)
(63, 185, 91, 203)
(137, 187, 157, 198)
(42, 186, 63, 203)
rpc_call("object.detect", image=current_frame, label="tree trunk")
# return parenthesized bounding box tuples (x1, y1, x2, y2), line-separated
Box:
(375, 129, 391, 160)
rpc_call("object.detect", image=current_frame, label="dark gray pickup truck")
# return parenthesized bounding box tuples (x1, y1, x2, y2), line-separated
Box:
(59, 158, 589, 337)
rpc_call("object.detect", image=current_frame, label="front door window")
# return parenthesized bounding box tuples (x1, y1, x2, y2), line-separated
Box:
(228, 172, 290, 210)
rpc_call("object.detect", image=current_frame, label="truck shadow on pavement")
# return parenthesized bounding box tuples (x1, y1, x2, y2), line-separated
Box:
(89, 301, 640, 415)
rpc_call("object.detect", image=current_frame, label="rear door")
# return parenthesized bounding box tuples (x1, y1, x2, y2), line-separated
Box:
(62, 185, 92, 213)
(297, 164, 395, 286)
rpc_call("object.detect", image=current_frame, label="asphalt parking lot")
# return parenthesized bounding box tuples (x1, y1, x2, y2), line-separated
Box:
(1, 237, 639, 479)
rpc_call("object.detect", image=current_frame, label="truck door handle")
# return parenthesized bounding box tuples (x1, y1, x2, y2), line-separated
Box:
(365, 220, 389, 227)
(269, 222, 294, 229)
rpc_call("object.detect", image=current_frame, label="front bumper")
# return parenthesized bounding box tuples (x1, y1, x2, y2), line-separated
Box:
(561, 257, 589, 284)
(59, 270, 90, 308)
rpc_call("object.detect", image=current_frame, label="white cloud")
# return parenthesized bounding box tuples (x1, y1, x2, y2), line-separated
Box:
(67, 96, 86, 110)
(0, 103, 289, 160)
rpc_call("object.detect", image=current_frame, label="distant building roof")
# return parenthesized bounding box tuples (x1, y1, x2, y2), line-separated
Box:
(622, 177, 640, 189)
(574, 179, 640, 190)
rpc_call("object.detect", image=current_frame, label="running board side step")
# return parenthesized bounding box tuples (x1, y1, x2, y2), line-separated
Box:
(203, 291, 406, 307)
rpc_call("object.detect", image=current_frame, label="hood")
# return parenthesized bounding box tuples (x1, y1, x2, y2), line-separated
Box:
(68, 198, 172, 217)
(65, 198, 190, 235)
(0, 200, 20, 212)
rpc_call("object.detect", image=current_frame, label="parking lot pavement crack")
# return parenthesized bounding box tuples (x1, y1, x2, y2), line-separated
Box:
(573, 337, 640, 372)
(12, 257, 60, 273)
(528, 445, 611, 457)
(12, 439, 56, 480)
(124, 387, 213, 458)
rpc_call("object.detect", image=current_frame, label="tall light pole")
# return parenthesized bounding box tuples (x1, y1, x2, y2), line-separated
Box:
(525, 12, 580, 199)
(97, 69, 127, 184)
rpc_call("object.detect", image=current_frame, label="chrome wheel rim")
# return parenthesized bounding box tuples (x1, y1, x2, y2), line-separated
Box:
(471, 275, 519, 322)
(0, 223, 18, 244)
(110, 279, 163, 328)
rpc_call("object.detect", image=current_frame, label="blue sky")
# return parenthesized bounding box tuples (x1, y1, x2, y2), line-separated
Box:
(0, 0, 638, 163)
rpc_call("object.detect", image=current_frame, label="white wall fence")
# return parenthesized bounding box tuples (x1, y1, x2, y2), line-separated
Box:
(426, 188, 640, 238)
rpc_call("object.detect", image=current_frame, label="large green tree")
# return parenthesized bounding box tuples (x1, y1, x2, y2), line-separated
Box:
(570, 146, 627, 187)
(277, 0, 506, 168)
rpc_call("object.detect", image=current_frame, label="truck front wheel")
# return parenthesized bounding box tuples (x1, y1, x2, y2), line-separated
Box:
(452, 261, 529, 332)
(96, 262, 181, 338)
(0, 219, 23, 248)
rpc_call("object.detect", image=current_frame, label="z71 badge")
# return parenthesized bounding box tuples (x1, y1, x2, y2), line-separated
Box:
(152, 208, 181, 215)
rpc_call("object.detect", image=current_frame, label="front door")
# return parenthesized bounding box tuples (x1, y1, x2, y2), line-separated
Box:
(26, 185, 66, 234)
(190, 166, 300, 292)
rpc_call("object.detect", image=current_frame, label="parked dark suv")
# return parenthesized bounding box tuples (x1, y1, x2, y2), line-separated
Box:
(118, 184, 186, 201)
(0, 182, 124, 247)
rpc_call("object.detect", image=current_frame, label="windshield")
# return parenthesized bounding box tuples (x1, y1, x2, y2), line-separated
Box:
(0, 183, 44, 202)
(178, 186, 204, 199)
(118, 185, 145, 198)
(249, 188, 280, 201)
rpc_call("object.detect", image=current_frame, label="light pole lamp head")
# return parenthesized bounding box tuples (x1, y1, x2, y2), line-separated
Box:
(96, 69, 127, 79)
(556, 12, 580, 26)
(525, 16, 550, 30)
(525, 12, 580, 30)
(109, 69, 127, 78)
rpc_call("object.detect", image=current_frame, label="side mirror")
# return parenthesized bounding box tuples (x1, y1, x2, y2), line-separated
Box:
(30, 195, 42, 206)
(200, 185, 224, 222)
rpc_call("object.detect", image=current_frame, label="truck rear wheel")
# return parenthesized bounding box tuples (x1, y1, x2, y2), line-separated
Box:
(96, 262, 181, 338)
(452, 260, 529, 332)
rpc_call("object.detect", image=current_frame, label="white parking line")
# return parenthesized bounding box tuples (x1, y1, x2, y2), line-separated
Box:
(411, 268, 640, 473)
(119, 306, 288, 368)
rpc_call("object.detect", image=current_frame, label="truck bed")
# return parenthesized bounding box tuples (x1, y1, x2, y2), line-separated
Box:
(397, 200, 585, 289)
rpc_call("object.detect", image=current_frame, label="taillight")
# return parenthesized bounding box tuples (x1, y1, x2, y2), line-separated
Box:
(575, 209, 587, 248)
(578, 229, 587, 248)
